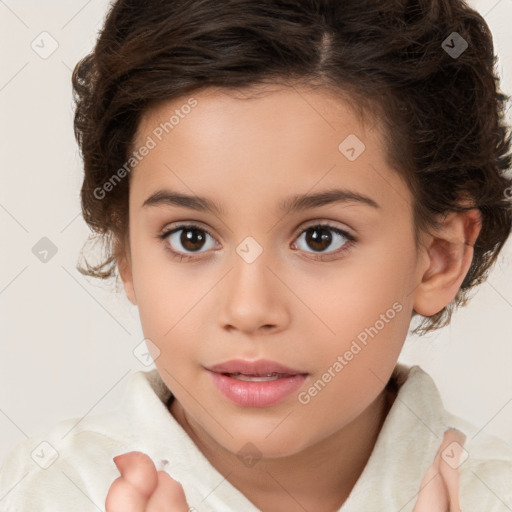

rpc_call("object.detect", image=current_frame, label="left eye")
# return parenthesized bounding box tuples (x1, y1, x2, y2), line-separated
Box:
(293, 224, 352, 254)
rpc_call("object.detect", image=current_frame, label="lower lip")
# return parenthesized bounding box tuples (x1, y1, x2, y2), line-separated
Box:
(207, 371, 308, 408)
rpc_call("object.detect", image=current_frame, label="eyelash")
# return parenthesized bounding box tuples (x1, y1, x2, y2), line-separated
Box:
(158, 222, 356, 262)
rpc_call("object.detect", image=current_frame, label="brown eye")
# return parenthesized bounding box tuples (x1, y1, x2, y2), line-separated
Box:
(177, 227, 207, 251)
(161, 224, 217, 256)
(294, 224, 353, 255)
(304, 226, 333, 252)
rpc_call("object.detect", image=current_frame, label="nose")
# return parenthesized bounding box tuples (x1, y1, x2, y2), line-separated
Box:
(218, 248, 291, 335)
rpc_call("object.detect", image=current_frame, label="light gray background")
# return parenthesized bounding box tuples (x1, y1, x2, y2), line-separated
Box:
(1, 0, 511, 467)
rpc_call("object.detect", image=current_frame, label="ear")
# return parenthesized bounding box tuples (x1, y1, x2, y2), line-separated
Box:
(413, 208, 482, 317)
(116, 235, 137, 306)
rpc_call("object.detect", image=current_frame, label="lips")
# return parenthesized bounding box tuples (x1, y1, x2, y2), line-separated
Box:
(206, 359, 309, 407)
(206, 359, 307, 377)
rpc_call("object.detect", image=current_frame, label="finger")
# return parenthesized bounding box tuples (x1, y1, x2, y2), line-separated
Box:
(146, 471, 190, 512)
(113, 451, 159, 498)
(105, 476, 148, 512)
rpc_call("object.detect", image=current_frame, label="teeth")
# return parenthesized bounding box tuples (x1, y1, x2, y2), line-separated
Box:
(228, 372, 289, 382)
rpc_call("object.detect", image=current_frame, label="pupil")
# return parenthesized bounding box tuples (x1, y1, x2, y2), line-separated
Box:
(307, 227, 331, 252)
(181, 228, 205, 251)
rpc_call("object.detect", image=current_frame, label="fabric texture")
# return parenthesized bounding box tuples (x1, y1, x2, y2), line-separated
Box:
(0, 363, 511, 511)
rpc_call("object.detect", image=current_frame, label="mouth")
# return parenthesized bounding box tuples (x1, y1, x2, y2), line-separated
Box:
(205, 358, 308, 378)
(204, 359, 309, 407)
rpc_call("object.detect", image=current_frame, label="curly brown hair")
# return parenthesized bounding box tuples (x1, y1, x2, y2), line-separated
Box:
(72, 0, 512, 335)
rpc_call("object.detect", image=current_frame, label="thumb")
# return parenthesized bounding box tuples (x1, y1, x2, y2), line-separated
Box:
(146, 471, 191, 511)
(113, 451, 158, 498)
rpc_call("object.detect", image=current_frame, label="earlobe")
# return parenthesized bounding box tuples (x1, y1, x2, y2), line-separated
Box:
(413, 209, 482, 317)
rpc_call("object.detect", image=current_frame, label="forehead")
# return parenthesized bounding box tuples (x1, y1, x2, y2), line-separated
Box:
(135, 84, 379, 146)
(129, 85, 410, 214)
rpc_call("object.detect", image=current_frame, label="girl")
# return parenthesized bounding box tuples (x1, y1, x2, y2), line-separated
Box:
(1, 0, 511, 510)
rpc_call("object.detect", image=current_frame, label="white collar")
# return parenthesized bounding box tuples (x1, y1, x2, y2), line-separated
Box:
(116, 363, 461, 511)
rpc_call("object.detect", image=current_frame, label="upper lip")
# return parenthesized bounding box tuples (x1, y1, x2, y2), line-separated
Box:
(206, 359, 307, 376)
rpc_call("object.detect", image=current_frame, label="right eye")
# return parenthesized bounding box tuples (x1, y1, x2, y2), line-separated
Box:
(159, 223, 218, 260)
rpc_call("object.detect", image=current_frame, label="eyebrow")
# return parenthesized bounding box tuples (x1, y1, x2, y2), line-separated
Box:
(141, 188, 380, 215)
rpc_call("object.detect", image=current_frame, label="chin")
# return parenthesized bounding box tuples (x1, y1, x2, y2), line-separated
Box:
(222, 430, 311, 461)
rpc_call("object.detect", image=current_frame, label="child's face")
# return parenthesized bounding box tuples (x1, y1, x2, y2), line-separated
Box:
(120, 85, 426, 457)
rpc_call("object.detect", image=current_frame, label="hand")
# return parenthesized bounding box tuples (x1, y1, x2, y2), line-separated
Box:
(106, 451, 191, 512)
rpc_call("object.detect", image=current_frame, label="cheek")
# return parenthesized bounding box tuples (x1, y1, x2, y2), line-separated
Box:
(130, 243, 214, 357)
(302, 244, 413, 377)
(308, 262, 409, 337)
(129, 240, 182, 335)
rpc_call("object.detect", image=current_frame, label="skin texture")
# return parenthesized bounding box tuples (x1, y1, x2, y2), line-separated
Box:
(106, 452, 189, 512)
(112, 84, 481, 511)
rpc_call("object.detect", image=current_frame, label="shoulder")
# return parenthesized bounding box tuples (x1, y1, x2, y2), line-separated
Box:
(0, 412, 131, 512)
(393, 364, 512, 510)
(444, 408, 512, 510)
(0, 370, 170, 512)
